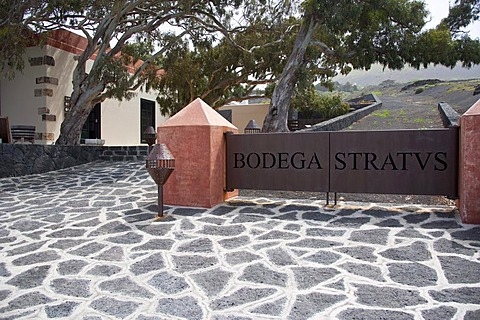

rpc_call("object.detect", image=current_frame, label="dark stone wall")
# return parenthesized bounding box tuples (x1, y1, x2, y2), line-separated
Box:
(299, 93, 382, 132)
(0, 145, 149, 178)
(438, 102, 460, 128)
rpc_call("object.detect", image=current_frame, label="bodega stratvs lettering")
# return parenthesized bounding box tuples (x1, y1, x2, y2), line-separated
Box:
(233, 151, 448, 171)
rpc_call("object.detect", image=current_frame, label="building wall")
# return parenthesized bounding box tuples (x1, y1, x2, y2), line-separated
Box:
(0, 31, 168, 146)
(218, 103, 269, 133)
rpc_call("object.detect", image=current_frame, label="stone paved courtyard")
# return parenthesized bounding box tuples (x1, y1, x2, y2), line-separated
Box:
(0, 161, 479, 320)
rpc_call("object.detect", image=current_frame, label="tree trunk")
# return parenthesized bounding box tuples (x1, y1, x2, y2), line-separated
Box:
(262, 17, 317, 132)
(56, 99, 96, 145)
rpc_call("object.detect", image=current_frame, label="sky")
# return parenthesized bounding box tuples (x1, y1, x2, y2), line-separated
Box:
(424, 0, 480, 38)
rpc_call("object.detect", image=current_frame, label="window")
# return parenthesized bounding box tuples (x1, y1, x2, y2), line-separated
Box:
(140, 99, 155, 143)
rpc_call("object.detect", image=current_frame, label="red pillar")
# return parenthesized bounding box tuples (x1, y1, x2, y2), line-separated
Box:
(458, 98, 480, 224)
(156, 98, 238, 208)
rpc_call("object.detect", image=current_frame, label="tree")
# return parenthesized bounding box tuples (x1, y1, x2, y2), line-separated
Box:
(153, 19, 296, 115)
(1, 1, 245, 145)
(444, 0, 480, 32)
(262, 0, 480, 132)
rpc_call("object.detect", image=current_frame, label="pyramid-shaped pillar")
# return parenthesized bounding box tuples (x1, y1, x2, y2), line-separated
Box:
(157, 98, 238, 208)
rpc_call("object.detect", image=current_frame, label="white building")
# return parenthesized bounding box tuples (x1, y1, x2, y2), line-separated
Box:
(0, 29, 168, 146)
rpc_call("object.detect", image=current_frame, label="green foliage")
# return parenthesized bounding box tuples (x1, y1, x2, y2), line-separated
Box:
(444, 0, 480, 32)
(415, 87, 424, 94)
(372, 110, 391, 118)
(291, 90, 350, 119)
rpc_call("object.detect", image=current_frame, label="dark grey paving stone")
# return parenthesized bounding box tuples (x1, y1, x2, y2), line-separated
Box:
(209, 206, 237, 216)
(464, 309, 480, 320)
(354, 283, 427, 307)
(438, 256, 480, 284)
(266, 248, 296, 266)
(177, 238, 213, 253)
(197, 217, 227, 225)
(328, 217, 371, 227)
(362, 208, 398, 218)
(420, 220, 461, 229)
(46, 228, 87, 238)
(292, 267, 340, 290)
(395, 229, 430, 239)
(387, 262, 438, 287)
(99, 276, 153, 298)
(42, 214, 66, 223)
(450, 227, 480, 241)
(156, 296, 203, 320)
(190, 268, 233, 296)
(12, 250, 61, 266)
(48, 239, 89, 250)
(303, 250, 342, 265)
(0, 291, 54, 313)
(273, 212, 298, 221)
(180, 219, 196, 230)
(335, 246, 377, 262)
(136, 315, 165, 320)
(23, 230, 47, 240)
(148, 271, 190, 294)
(337, 308, 414, 320)
(210, 287, 277, 310)
(89, 297, 139, 319)
(88, 221, 131, 236)
(325, 279, 345, 291)
(6, 265, 50, 289)
(57, 260, 88, 275)
(288, 292, 347, 319)
(232, 214, 266, 224)
(172, 255, 218, 273)
(302, 211, 336, 222)
(72, 218, 101, 227)
(130, 253, 165, 275)
(283, 223, 301, 231)
(434, 238, 476, 256)
(10, 219, 48, 232)
(0, 289, 11, 301)
(279, 204, 319, 212)
(225, 251, 262, 266)
(252, 241, 280, 251)
(238, 207, 276, 215)
(51, 278, 92, 298)
(349, 229, 390, 245)
(239, 263, 288, 287)
(253, 220, 282, 230)
(93, 246, 124, 261)
(106, 232, 144, 244)
(287, 238, 342, 249)
(402, 213, 430, 224)
(0, 236, 17, 243)
(172, 208, 205, 216)
(421, 306, 457, 320)
(379, 241, 431, 261)
(87, 265, 122, 277)
(123, 213, 157, 223)
(429, 287, 480, 304)
(68, 243, 108, 257)
(132, 239, 175, 251)
(0, 262, 11, 277)
(250, 297, 286, 316)
(305, 228, 346, 237)
(256, 230, 300, 241)
(374, 218, 404, 228)
(429, 231, 445, 238)
(198, 225, 246, 236)
(341, 262, 385, 282)
(45, 301, 79, 318)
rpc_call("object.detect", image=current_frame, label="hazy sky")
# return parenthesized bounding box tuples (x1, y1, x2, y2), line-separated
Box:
(424, 0, 480, 38)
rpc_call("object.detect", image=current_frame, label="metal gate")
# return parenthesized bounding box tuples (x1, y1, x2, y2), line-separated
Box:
(226, 128, 458, 198)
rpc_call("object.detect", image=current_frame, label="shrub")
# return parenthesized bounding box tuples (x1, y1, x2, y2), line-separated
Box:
(415, 87, 424, 94)
(293, 92, 350, 120)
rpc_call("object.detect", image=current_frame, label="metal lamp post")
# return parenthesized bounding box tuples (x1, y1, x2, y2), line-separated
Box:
(146, 144, 175, 218)
(244, 119, 261, 134)
(143, 126, 157, 152)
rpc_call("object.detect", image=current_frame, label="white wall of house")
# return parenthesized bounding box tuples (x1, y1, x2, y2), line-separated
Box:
(218, 103, 269, 133)
(0, 33, 168, 146)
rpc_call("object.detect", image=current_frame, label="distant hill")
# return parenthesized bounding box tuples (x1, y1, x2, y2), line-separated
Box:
(333, 63, 480, 87)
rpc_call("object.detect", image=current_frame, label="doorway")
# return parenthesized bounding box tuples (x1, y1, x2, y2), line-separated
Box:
(81, 103, 101, 143)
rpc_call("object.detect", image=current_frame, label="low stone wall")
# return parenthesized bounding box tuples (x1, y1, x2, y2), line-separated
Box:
(0, 144, 149, 178)
(298, 93, 382, 132)
(438, 102, 460, 128)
